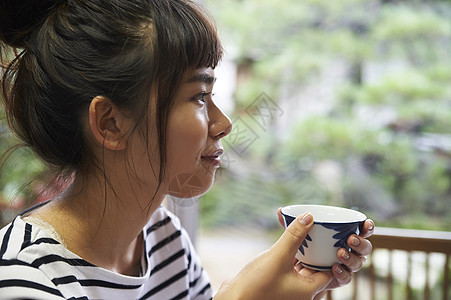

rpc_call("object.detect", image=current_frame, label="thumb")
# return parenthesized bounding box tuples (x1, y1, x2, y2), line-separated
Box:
(272, 212, 314, 263)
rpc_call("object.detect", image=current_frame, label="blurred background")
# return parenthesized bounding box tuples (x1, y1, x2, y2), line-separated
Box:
(201, 0, 451, 232)
(196, 0, 451, 297)
(1, 0, 450, 298)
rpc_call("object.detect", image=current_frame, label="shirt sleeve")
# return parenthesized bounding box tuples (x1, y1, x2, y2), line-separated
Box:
(0, 259, 65, 300)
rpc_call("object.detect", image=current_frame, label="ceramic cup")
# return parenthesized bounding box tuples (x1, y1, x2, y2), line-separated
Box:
(281, 204, 367, 271)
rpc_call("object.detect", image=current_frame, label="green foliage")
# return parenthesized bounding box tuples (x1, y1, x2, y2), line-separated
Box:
(203, 0, 451, 231)
(0, 94, 45, 226)
(351, 70, 446, 104)
(374, 6, 451, 39)
(0, 130, 45, 199)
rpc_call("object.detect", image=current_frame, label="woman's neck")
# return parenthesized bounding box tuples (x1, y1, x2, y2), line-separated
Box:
(27, 171, 164, 276)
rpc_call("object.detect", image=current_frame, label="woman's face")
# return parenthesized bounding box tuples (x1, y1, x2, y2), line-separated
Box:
(164, 67, 232, 198)
(127, 67, 231, 199)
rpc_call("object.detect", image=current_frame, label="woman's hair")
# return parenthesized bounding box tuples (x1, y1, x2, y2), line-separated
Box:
(0, 0, 222, 186)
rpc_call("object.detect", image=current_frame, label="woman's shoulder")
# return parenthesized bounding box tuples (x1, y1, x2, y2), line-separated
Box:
(0, 215, 65, 261)
(0, 259, 64, 299)
(0, 216, 35, 260)
(0, 217, 66, 299)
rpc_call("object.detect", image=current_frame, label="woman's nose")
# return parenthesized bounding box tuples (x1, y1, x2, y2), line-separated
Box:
(209, 104, 232, 140)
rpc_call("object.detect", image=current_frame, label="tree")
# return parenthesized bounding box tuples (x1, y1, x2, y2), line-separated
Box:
(202, 0, 451, 230)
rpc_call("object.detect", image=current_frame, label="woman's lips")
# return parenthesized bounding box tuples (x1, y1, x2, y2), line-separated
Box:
(201, 149, 223, 168)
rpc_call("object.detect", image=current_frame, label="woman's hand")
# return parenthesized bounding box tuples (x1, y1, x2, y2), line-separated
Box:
(327, 218, 374, 290)
(214, 212, 334, 300)
(277, 209, 375, 291)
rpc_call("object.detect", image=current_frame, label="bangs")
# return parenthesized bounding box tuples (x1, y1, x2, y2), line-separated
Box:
(152, 0, 223, 73)
(179, 1, 223, 69)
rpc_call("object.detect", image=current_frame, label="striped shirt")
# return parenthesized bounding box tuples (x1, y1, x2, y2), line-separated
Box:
(0, 206, 213, 300)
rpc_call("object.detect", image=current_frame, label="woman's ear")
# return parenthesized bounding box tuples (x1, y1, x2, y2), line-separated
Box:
(88, 96, 131, 150)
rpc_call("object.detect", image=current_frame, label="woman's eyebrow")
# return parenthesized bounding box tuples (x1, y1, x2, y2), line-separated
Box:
(186, 72, 216, 85)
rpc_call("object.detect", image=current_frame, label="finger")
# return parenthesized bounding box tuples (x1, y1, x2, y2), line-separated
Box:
(277, 208, 286, 228)
(332, 264, 352, 287)
(360, 219, 375, 238)
(294, 260, 303, 273)
(272, 212, 314, 263)
(293, 257, 300, 268)
(337, 248, 365, 273)
(309, 270, 334, 294)
(298, 266, 317, 277)
(298, 267, 333, 290)
(347, 234, 373, 256)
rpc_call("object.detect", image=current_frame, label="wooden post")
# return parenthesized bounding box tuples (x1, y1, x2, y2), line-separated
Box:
(406, 252, 412, 300)
(352, 270, 358, 300)
(425, 253, 430, 300)
(444, 254, 449, 300)
(388, 250, 393, 300)
(326, 290, 332, 300)
(369, 254, 376, 300)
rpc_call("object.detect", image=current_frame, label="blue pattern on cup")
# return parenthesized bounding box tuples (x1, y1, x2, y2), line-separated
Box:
(299, 234, 312, 255)
(319, 222, 361, 249)
(282, 213, 361, 254)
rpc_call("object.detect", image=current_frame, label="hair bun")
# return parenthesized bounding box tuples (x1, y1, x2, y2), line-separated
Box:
(0, 0, 60, 48)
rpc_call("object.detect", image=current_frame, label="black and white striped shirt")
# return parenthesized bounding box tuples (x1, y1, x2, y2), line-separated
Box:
(0, 206, 213, 300)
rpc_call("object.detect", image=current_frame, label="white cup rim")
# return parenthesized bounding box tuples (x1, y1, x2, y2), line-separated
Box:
(281, 204, 367, 224)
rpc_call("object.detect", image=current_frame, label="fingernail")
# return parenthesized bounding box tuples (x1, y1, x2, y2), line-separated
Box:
(298, 212, 313, 226)
(334, 265, 343, 274)
(341, 251, 350, 260)
(368, 220, 374, 231)
(351, 236, 360, 246)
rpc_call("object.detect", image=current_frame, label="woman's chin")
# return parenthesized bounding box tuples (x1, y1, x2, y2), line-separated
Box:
(167, 172, 214, 199)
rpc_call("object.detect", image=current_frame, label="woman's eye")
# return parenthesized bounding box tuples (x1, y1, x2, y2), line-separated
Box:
(194, 92, 210, 103)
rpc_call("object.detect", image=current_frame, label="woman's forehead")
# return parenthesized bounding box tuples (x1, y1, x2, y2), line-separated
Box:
(182, 67, 216, 85)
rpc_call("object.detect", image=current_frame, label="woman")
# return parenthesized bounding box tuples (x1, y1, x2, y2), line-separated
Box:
(0, 0, 374, 299)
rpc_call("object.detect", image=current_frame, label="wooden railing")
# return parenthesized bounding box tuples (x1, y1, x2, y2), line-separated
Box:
(327, 227, 451, 300)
